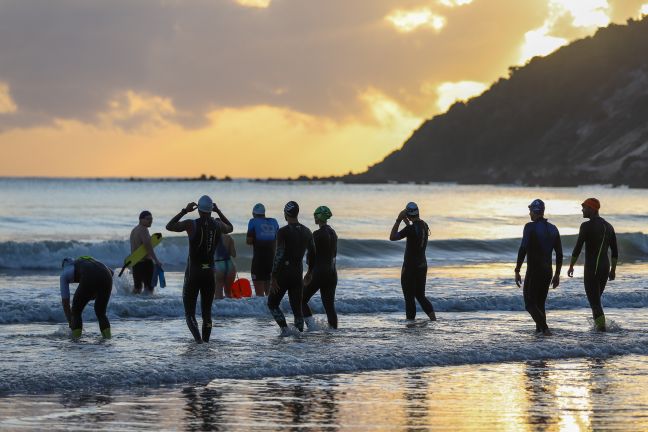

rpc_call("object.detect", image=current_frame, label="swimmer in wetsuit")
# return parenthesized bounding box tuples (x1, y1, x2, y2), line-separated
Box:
(268, 201, 315, 333)
(246, 203, 279, 296)
(60, 256, 114, 339)
(389, 202, 436, 321)
(567, 198, 618, 331)
(166, 195, 233, 343)
(515, 199, 563, 335)
(302, 206, 338, 329)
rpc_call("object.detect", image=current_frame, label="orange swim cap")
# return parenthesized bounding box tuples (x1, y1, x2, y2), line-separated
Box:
(581, 198, 600, 210)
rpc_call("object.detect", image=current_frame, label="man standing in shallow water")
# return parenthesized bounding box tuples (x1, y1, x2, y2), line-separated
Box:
(166, 195, 233, 343)
(568, 198, 618, 331)
(130, 210, 162, 294)
(515, 199, 563, 336)
(389, 202, 437, 321)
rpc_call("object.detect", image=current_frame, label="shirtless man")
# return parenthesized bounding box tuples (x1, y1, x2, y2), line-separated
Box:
(130, 210, 162, 294)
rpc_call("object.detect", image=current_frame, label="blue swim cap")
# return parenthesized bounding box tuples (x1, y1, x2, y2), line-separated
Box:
(528, 199, 545, 214)
(252, 203, 266, 216)
(405, 202, 419, 216)
(197, 195, 213, 213)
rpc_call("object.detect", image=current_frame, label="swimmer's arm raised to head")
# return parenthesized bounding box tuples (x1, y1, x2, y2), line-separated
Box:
(390, 211, 408, 241)
(212, 204, 233, 234)
(166, 202, 196, 232)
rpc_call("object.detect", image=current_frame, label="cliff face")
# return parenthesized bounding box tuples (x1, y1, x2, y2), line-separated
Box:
(353, 18, 648, 186)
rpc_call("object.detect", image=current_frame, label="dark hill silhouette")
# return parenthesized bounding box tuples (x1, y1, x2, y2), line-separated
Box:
(347, 18, 648, 186)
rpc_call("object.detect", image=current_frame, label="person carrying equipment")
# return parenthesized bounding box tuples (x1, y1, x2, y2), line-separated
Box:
(129, 210, 163, 294)
(302, 206, 338, 329)
(515, 199, 563, 335)
(567, 198, 618, 331)
(246, 203, 279, 296)
(166, 195, 233, 343)
(60, 256, 113, 339)
(268, 201, 315, 333)
(389, 202, 436, 321)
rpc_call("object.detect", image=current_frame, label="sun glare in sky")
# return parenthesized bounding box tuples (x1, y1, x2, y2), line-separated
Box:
(235, 0, 271, 8)
(519, 0, 612, 63)
(434, 81, 488, 113)
(386, 8, 446, 33)
(641, 4, 648, 16)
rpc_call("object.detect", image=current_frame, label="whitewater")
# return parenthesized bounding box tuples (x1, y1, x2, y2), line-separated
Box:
(1, 178, 647, 430)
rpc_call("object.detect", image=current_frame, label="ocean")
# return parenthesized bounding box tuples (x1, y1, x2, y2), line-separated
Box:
(0, 178, 647, 430)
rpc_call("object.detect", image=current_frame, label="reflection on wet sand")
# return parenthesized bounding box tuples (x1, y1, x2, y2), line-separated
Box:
(2, 356, 647, 430)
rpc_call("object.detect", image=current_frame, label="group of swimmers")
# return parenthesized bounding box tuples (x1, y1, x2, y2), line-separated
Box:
(58, 195, 618, 341)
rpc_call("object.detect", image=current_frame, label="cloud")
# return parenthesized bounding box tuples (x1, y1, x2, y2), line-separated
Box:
(0, 0, 546, 132)
(235, 0, 272, 8)
(386, 8, 446, 33)
(0, 83, 18, 114)
(0, 93, 423, 178)
(433, 81, 488, 112)
(439, 0, 474, 7)
(518, 0, 617, 63)
(641, 4, 648, 16)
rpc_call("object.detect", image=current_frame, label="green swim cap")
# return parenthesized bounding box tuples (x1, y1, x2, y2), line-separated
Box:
(314, 206, 332, 221)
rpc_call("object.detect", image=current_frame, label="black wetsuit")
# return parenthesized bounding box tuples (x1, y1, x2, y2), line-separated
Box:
(302, 225, 338, 329)
(571, 217, 618, 321)
(516, 218, 563, 332)
(398, 220, 435, 320)
(71, 257, 113, 333)
(132, 259, 154, 294)
(184, 217, 221, 342)
(268, 223, 315, 331)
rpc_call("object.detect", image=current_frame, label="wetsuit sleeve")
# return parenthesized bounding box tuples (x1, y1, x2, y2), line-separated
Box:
(570, 222, 586, 266)
(553, 228, 563, 275)
(396, 225, 412, 241)
(515, 224, 530, 272)
(272, 228, 285, 275)
(59, 265, 74, 300)
(609, 224, 618, 258)
(306, 230, 316, 271)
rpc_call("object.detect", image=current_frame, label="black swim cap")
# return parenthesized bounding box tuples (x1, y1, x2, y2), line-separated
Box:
(139, 210, 152, 220)
(284, 201, 299, 217)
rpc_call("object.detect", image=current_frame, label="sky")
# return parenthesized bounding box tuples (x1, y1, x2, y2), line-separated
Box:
(0, 0, 647, 178)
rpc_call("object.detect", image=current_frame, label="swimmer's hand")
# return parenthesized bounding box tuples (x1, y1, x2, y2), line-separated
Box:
(567, 266, 574, 278)
(609, 270, 615, 281)
(514, 270, 522, 288)
(551, 274, 560, 289)
(184, 202, 198, 213)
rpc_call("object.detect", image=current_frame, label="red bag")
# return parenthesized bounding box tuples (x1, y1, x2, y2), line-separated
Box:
(231, 277, 252, 298)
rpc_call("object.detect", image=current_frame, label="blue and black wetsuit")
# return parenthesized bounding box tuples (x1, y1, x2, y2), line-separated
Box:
(268, 223, 315, 331)
(61, 257, 113, 336)
(184, 217, 221, 342)
(302, 224, 338, 329)
(571, 217, 618, 324)
(397, 220, 435, 320)
(516, 218, 563, 332)
(247, 217, 279, 282)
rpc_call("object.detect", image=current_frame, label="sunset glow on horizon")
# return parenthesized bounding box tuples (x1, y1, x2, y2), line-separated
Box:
(0, 0, 646, 178)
